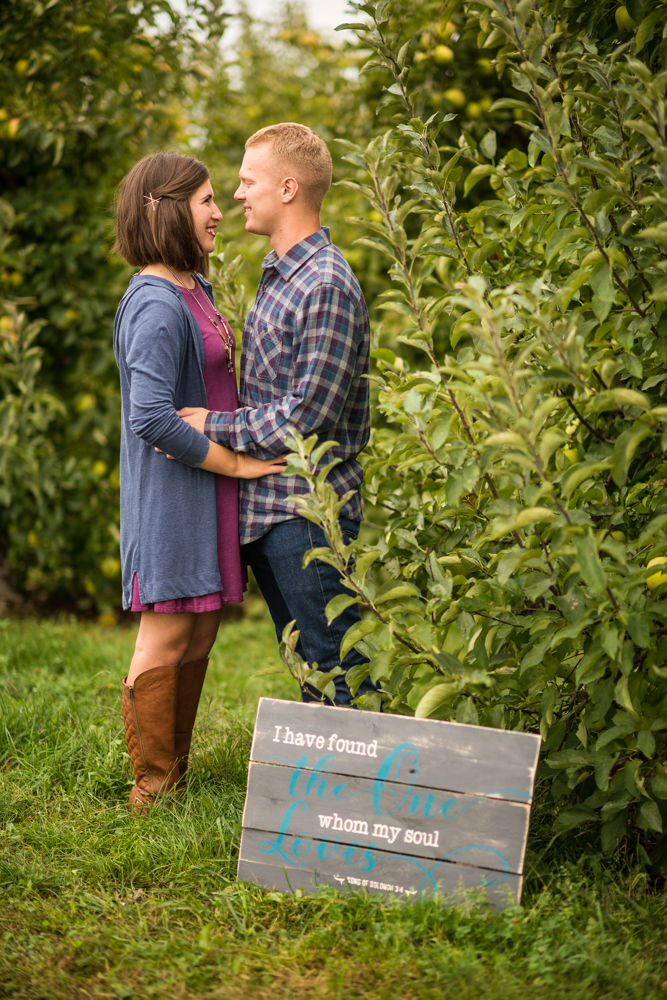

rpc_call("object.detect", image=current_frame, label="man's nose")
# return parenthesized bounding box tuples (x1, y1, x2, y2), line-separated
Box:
(233, 186, 243, 201)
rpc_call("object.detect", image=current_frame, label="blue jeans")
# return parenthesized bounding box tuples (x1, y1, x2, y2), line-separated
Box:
(241, 517, 373, 706)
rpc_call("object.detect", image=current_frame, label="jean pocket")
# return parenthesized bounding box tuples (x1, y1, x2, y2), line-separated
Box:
(340, 517, 360, 544)
(255, 324, 283, 382)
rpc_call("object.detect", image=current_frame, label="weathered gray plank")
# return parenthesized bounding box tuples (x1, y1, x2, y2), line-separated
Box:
(251, 698, 540, 802)
(243, 760, 530, 874)
(238, 829, 523, 908)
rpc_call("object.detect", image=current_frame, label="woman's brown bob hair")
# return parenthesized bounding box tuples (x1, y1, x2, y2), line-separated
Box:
(114, 152, 211, 278)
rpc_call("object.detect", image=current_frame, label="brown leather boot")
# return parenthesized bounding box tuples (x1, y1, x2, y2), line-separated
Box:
(174, 658, 208, 789)
(122, 664, 180, 813)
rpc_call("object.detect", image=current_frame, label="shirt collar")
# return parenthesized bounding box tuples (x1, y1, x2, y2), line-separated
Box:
(261, 226, 332, 280)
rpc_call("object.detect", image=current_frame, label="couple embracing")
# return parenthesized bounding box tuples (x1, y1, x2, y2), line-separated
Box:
(113, 123, 375, 812)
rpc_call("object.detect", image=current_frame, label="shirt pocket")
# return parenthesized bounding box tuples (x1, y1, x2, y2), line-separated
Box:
(255, 323, 284, 383)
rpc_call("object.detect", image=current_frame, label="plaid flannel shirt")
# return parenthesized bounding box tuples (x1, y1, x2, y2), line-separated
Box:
(205, 227, 371, 545)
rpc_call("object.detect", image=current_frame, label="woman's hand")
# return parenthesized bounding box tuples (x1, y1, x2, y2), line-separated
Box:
(177, 406, 209, 434)
(233, 452, 288, 479)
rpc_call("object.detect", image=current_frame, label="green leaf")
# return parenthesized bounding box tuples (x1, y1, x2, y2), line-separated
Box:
(539, 429, 566, 466)
(545, 227, 588, 266)
(615, 674, 640, 717)
(325, 593, 360, 625)
(622, 353, 643, 379)
(574, 532, 606, 593)
(371, 348, 396, 365)
(636, 9, 665, 50)
(446, 463, 480, 506)
(418, 242, 459, 259)
(497, 548, 528, 584)
(253, 664, 285, 678)
(627, 613, 651, 648)
(592, 387, 650, 412)
(469, 240, 502, 270)
(375, 583, 422, 605)
(440, 149, 463, 185)
(456, 697, 479, 725)
(431, 416, 451, 450)
(488, 507, 556, 540)
(553, 805, 597, 832)
(432, 650, 465, 674)
(600, 625, 619, 658)
(464, 165, 496, 197)
(467, 200, 512, 225)
(590, 262, 615, 321)
(637, 729, 656, 757)
(479, 129, 497, 160)
(354, 551, 381, 580)
(547, 749, 592, 769)
(354, 236, 399, 258)
(340, 619, 376, 661)
(638, 800, 663, 833)
(651, 772, 667, 798)
(590, 263, 615, 300)
(490, 98, 539, 117)
(562, 459, 611, 498)
(638, 513, 667, 546)
(596, 724, 637, 751)
(346, 662, 371, 697)
(601, 812, 627, 853)
(414, 683, 458, 719)
(610, 425, 654, 487)
(595, 753, 615, 791)
(302, 547, 343, 570)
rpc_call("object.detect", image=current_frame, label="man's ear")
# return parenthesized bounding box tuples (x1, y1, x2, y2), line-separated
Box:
(281, 176, 299, 204)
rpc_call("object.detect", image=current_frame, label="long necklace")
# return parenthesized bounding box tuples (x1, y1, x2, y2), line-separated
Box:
(159, 263, 235, 374)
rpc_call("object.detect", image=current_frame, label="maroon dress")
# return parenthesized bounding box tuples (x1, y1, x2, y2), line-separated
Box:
(131, 280, 246, 612)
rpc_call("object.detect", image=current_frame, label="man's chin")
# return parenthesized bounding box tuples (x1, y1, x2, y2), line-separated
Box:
(244, 218, 269, 236)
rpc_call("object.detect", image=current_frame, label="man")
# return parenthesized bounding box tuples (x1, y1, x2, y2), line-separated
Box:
(179, 122, 374, 707)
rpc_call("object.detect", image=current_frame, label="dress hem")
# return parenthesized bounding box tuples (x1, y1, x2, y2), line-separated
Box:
(130, 573, 245, 613)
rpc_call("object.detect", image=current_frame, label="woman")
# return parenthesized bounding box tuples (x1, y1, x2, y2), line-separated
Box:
(113, 152, 284, 812)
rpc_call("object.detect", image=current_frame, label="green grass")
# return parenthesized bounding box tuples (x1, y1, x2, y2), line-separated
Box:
(0, 608, 666, 999)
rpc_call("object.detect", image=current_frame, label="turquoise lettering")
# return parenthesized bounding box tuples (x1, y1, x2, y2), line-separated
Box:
(317, 840, 335, 862)
(259, 801, 309, 867)
(287, 754, 310, 797)
(439, 798, 458, 817)
(292, 836, 309, 858)
(372, 743, 420, 815)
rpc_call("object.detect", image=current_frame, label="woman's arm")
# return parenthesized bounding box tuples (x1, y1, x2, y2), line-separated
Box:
(198, 440, 286, 478)
(122, 289, 210, 467)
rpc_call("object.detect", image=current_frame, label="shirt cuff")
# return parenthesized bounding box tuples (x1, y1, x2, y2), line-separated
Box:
(205, 409, 233, 448)
(204, 410, 217, 439)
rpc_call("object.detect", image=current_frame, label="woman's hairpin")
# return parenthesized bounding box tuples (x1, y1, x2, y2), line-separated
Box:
(143, 192, 162, 211)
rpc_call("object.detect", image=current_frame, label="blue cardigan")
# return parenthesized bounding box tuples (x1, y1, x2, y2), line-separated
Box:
(114, 274, 221, 609)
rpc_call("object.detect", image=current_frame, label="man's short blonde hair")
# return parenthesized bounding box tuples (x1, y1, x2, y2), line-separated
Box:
(245, 123, 332, 211)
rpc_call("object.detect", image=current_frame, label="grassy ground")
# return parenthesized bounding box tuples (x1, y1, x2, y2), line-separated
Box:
(0, 606, 666, 999)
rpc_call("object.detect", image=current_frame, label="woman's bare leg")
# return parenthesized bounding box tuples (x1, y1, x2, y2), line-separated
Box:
(126, 609, 223, 685)
(180, 609, 222, 664)
(127, 611, 197, 686)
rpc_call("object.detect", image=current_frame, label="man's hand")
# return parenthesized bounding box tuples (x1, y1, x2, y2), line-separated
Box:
(177, 406, 210, 435)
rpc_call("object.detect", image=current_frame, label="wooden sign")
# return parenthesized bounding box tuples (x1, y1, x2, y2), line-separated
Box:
(237, 698, 541, 907)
